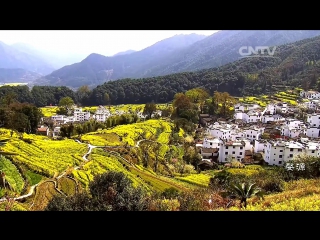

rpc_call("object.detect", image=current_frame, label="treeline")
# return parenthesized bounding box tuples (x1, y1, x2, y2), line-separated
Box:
(0, 93, 42, 135)
(3, 35, 320, 107)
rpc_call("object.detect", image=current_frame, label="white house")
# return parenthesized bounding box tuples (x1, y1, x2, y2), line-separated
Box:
(51, 115, 66, 121)
(280, 126, 302, 139)
(254, 139, 267, 153)
(219, 139, 252, 163)
(263, 104, 277, 115)
(261, 115, 275, 123)
(234, 103, 245, 112)
(243, 126, 265, 141)
(202, 137, 221, 148)
(264, 139, 320, 166)
(307, 114, 320, 128)
(246, 110, 262, 123)
(301, 90, 320, 99)
(53, 127, 61, 137)
(306, 127, 320, 138)
(93, 106, 111, 122)
(74, 108, 91, 122)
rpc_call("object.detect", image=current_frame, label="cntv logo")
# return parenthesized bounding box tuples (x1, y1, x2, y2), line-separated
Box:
(238, 46, 277, 58)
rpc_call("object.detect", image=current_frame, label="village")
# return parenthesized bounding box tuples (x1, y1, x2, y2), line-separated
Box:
(196, 90, 320, 168)
(35, 105, 163, 138)
(34, 89, 320, 169)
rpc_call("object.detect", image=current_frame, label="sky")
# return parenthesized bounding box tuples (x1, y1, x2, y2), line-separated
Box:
(0, 30, 219, 57)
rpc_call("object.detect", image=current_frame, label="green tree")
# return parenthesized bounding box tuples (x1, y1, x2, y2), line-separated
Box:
(45, 171, 150, 211)
(143, 102, 157, 119)
(185, 88, 210, 103)
(58, 97, 75, 112)
(222, 182, 264, 208)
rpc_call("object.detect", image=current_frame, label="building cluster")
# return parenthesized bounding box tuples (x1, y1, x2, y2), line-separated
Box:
(36, 105, 163, 138)
(197, 96, 320, 166)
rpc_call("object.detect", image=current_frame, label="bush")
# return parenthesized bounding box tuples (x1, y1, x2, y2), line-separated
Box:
(250, 170, 284, 193)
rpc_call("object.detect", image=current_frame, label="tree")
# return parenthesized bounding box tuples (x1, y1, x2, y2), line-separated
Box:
(58, 97, 75, 112)
(185, 88, 210, 103)
(46, 171, 151, 211)
(211, 91, 236, 118)
(143, 102, 157, 119)
(76, 85, 91, 104)
(104, 93, 110, 105)
(172, 93, 193, 116)
(222, 182, 264, 208)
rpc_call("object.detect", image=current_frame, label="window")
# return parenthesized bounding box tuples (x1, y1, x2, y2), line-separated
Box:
(298, 149, 302, 152)
(290, 148, 293, 152)
(279, 161, 282, 164)
(240, 152, 242, 155)
(225, 152, 228, 155)
(240, 147, 243, 149)
(289, 154, 293, 158)
(232, 151, 235, 154)
(279, 155, 282, 158)
(226, 146, 228, 149)
(280, 150, 283, 152)
(233, 146, 235, 149)
(210, 143, 212, 145)
(247, 134, 249, 137)
(312, 150, 315, 153)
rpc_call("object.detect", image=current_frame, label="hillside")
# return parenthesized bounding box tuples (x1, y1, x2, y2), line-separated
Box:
(0, 68, 42, 84)
(35, 30, 320, 89)
(113, 50, 136, 56)
(82, 34, 320, 105)
(144, 30, 320, 76)
(35, 33, 207, 88)
(0, 41, 55, 75)
(3, 34, 320, 107)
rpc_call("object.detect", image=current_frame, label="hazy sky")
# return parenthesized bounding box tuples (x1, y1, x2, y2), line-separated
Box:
(0, 30, 219, 57)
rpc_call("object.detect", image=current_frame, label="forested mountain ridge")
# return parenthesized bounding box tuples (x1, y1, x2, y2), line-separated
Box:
(2, 35, 320, 107)
(34, 30, 320, 89)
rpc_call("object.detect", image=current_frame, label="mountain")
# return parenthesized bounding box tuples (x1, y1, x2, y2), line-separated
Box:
(36, 33, 207, 88)
(82, 34, 320, 105)
(5, 35, 320, 107)
(113, 50, 136, 56)
(35, 30, 320, 89)
(0, 68, 42, 84)
(143, 30, 320, 76)
(11, 42, 85, 69)
(0, 41, 55, 75)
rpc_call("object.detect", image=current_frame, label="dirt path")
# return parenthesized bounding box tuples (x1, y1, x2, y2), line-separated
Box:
(0, 137, 186, 204)
(0, 140, 96, 203)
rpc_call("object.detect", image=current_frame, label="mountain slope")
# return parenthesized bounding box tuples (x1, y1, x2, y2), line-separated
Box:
(113, 50, 136, 56)
(0, 42, 55, 75)
(0, 68, 42, 83)
(35, 30, 320, 89)
(143, 30, 320, 76)
(36, 33, 207, 88)
(82, 34, 320, 105)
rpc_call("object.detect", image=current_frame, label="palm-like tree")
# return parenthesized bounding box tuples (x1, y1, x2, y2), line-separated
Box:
(224, 182, 264, 209)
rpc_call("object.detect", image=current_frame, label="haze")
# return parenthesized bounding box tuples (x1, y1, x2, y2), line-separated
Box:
(0, 30, 219, 59)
